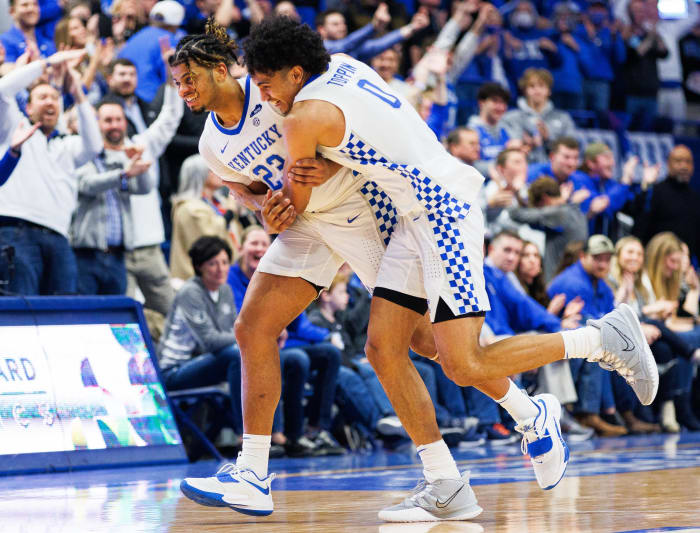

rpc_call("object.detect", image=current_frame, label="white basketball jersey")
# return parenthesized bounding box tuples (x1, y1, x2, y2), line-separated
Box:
(199, 76, 360, 213)
(295, 56, 485, 218)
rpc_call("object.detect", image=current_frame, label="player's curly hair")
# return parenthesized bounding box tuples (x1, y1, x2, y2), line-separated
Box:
(243, 15, 330, 76)
(169, 18, 239, 69)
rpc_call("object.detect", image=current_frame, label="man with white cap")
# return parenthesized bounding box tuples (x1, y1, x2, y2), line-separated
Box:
(118, 0, 186, 103)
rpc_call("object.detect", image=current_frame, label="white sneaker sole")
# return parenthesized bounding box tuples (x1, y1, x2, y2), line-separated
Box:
(180, 479, 273, 516)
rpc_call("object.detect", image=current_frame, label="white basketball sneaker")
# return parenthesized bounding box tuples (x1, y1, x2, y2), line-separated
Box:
(586, 303, 659, 406)
(180, 459, 275, 516)
(378, 471, 483, 522)
(515, 393, 569, 490)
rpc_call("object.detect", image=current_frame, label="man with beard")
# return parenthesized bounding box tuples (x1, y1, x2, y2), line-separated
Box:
(0, 49, 103, 295)
(105, 58, 157, 137)
(70, 58, 183, 295)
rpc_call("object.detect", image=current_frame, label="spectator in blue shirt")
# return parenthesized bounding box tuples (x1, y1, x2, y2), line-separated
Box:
(485, 231, 577, 337)
(467, 82, 512, 164)
(0, 0, 56, 62)
(571, 142, 637, 237)
(549, 2, 589, 110)
(547, 234, 629, 436)
(577, 0, 626, 114)
(118, 1, 186, 102)
(526, 136, 581, 185)
(501, 1, 561, 91)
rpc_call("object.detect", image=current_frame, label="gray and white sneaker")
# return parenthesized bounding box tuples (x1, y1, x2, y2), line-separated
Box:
(587, 303, 659, 406)
(378, 471, 483, 523)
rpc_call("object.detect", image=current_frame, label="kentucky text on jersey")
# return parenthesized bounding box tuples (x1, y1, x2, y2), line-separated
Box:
(327, 62, 357, 87)
(226, 124, 283, 172)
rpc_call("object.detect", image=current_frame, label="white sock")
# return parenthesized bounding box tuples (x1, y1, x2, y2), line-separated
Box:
(560, 327, 602, 359)
(237, 434, 271, 478)
(496, 379, 539, 423)
(417, 439, 461, 483)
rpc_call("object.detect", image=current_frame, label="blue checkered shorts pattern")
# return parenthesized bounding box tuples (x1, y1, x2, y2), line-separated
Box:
(339, 133, 481, 314)
(338, 133, 471, 219)
(426, 211, 482, 314)
(358, 178, 397, 247)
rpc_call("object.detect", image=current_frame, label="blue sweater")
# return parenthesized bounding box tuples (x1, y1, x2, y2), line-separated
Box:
(569, 172, 633, 236)
(547, 260, 614, 320)
(576, 26, 626, 83)
(503, 27, 562, 90)
(227, 263, 329, 348)
(527, 162, 583, 187)
(551, 33, 589, 96)
(484, 264, 561, 336)
(0, 25, 56, 62)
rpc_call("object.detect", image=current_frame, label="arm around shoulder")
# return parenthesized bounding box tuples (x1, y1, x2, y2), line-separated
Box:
(281, 101, 346, 213)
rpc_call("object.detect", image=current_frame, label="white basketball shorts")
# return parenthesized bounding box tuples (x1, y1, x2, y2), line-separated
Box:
(257, 181, 397, 291)
(374, 205, 491, 322)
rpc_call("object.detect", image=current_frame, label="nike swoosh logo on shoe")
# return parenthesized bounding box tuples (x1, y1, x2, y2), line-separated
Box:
(611, 324, 635, 352)
(243, 478, 270, 495)
(435, 485, 463, 508)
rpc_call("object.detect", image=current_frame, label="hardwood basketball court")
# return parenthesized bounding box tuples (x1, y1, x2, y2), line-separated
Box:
(2, 433, 699, 532)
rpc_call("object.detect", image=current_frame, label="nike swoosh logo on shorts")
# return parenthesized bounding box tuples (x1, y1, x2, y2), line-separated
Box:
(435, 484, 463, 508)
(611, 325, 635, 352)
(347, 214, 360, 223)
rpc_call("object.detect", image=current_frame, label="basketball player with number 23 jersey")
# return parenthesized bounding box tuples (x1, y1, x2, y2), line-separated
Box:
(170, 20, 463, 519)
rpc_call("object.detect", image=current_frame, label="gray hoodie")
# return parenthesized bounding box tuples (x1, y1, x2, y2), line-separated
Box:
(501, 98, 576, 164)
(508, 203, 588, 282)
(158, 277, 237, 370)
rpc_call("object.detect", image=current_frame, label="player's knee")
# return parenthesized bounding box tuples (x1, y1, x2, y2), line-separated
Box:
(441, 346, 487, 387)
(234, 315, 255, 347)
(409, 332, 437, 360)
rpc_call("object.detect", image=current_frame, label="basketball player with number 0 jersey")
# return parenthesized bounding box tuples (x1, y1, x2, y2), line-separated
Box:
(241, 16, 659, 523)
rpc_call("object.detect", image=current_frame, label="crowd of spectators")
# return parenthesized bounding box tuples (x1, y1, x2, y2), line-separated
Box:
(1, 0, 699, 457)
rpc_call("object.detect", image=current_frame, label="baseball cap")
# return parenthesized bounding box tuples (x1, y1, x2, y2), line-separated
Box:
(150, 1, 185, 27)
(585, 234, 615, 256)
(584, 142, 612, 161)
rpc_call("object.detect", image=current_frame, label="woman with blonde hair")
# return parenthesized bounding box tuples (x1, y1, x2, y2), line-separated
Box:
(646, 232, 683, 305)
(646, 233, 700, 340)
(612, 236, 676, 319)
(609, 235, 699, 432)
